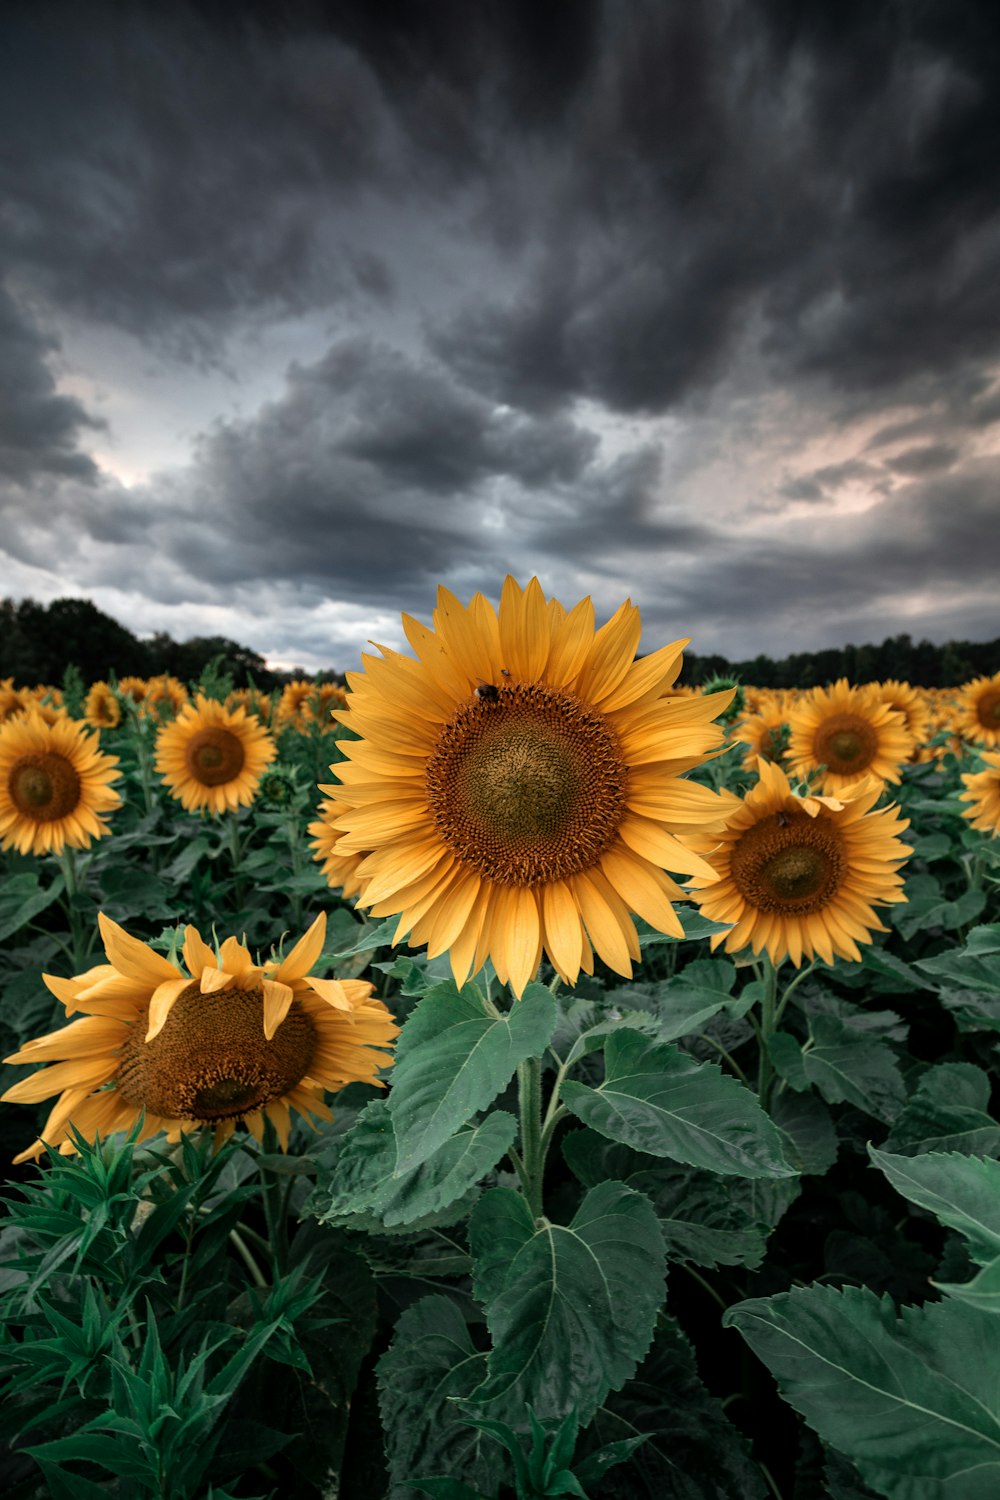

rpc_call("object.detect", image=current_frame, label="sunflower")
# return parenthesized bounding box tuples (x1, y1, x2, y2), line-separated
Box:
(955, 673, 1000, 749)
(877, 679, 928, 751)
(684, 760, 911, 966)
(0, 679, 28, 723)
(309, 681, 349, 729)
(155, 694, 276, 814)
(226, 687, 274, 724)
(326, 577, 734, 996)
(736, 705, 790, 772)
(84, 681, 122, 731)
(143, 674, 189, 720)
(786, 679, 912, 793)
(2, 912, 398, 1163)
(118, 676, 148, 705)
(309, 789, 367, 899)
(276, 679, 317, 731)
(0, 711, 122, 855)
(960, 751, 1000, 835)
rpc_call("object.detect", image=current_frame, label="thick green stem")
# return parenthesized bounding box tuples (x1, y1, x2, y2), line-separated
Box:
(285, 810, 304, 929)
(517, 1055, 545, 1220)
(225, 814, 245, 915)
(57, 846, 92, 973)
(774, 958, 818, 1026)
(756, 954, 779, 1113)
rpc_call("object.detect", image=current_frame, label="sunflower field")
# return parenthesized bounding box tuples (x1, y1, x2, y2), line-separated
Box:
(1, 580, 999, 1500)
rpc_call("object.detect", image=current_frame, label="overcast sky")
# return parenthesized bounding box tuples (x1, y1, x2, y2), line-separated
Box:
(2, 1, 998, 673)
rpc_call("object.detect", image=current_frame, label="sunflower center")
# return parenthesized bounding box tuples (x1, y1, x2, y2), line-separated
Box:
(116, 982, 316, 1122)
(730, 811, 845, 914)
(976, 689, 1000, 728)
(425, 682, 628, 886)
(814, 714, 878, 775)
(184, 728, 246, 786)
(8, 753, 81, 821)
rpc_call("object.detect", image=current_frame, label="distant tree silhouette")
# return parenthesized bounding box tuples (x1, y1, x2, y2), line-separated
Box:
(0, 598, 150, 684)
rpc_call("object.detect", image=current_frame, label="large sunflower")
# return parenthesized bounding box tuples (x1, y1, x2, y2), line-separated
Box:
(326, 577, 734, 995)
(684, 760, 911, 966)
(155, 694, 277, 814)
(960, 751, 1000, 835)
(786, 679, 912, 793)
(955, 673, 1000, 749)
(310, 789, 366, 899)
(2, 912, 397, 1163)
(0, 711, 121, 855)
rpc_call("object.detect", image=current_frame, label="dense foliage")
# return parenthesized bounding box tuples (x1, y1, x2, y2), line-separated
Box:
(0, 661, 998, 1500)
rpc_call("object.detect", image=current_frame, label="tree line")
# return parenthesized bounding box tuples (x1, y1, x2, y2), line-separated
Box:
(1, 597, 996, 693)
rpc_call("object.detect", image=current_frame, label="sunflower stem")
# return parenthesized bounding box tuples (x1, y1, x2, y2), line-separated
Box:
(224, 813, 245, 915)
(229, 1226, 269, 1288)
(774, 958, 818, 1025)
(756, 953, 780, 1113)
(517, 1054, 545, 1219)
(56, 846, 92, 973)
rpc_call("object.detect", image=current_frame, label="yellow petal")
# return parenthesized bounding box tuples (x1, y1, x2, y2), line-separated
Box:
(503, 885, 542, 998)
(98, 913, 180, 984)
(262, 979, 295, 1040)
(182, 925, 217, 978)
(307, 975, 353, 1011)
(273, 912, 326, 984)
(541, 880, 584, 981)
(145, 978, 193, 1041)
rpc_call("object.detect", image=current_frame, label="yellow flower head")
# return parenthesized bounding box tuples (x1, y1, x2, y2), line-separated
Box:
(685, 760, 911, 967)
(787, 678, 913, 793)
(0, 711, 121, 855)
(956, 673, 1000, 749)
(84, 681, 122, 730)
(960, 750, 1000, 835)
(325, 577, 735, 995)
(155, 693, 277, 814)
(2, 912, 398, 1163)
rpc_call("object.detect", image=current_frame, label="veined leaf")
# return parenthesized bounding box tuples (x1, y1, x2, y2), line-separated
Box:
(884, 1063, 1000, 1157)
(649, 958, 755, 1042)
(725, 1285, 1000, 1499)
(387, 981, 557, 1171)
(311, 1100, 516, 1228)
(801, 1014, 905, 1123)
(934, 1256, 1000, 1314)
(376, 1296, 491, 1500)
(561, 1030, 795, 1179)
(869, 1146, 1000, 1265)
(467, 1181, 666, 1424)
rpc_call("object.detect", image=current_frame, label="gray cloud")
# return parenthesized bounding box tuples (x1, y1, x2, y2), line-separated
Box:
(0, 284, 103, 485)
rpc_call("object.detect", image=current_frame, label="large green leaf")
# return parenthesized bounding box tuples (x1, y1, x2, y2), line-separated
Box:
(376, 1295, 492, 1500)
(467, 1182, 666, 1424)
(561, 1030, 795, 1179)
(310, 1100, 516, 1229)
(884, 1064, 1000, 1157)
(891, 875, 986, 941)
(648, 958, 755, 1042)
(562, 1129, 770, 1269)
(869, 1147, 1000, 1265)
(801, 1014, 905, 1123)
(771, 1090, 838, 1176)
(935, 1256, 1000, 1314)
(0, 871, 65, 944)
(387, 980, 557, 1171)
(587, 1317, 767, 1500)
(725, 1284, 1000, 1499)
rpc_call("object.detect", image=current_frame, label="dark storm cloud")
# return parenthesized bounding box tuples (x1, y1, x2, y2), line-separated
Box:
(0, 284, 103, 485)
(884, 444, 959, 476)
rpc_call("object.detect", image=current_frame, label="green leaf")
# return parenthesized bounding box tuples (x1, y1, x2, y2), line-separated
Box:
(725, 1285, 1000, 1499)
(801, 1014, 905, 1123)
(588, 1317, 767, 1500)
(884, 1063, 1000, 1157)
(387, 981, 557, 1172)
(467, 1182, 666, 1425)
(934, 1255, 1000, 1314)
(869, 1146, 1000, 1265)
(376, 1296, 492, 1500)
(561, 1030, 794, 1179)
(562, 1129, 770, 1270)
(0, 871, 65, 944)
(637, 907, 733, 946)
(771, 1091, 838, 1176)
(768, 1031, 809, 1091)
(891, 874, 986, 940)
(648, 959, 755, 1042)
(311, 1100, 516, 1228)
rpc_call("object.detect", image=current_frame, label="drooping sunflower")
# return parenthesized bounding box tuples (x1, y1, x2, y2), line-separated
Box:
(155, 694, 276, 814)
(786, 678, 912, 793)
(276, 679, 318, 731)
(960, 751, 1000, 835)
(2, 912, 398, 1163)
(736, 705, 790, 772)
(226, 687, 274, 724)
(117, 676, 148, 705)
(877, 679, 929, 753)
(955, 673, 1000, 749)
(685, 760, 911, 966)
(0, 711, 122, 855)
(84, 680, 122, 731)
(326, 577, 735, 995)
(143, 674, 189, 720)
